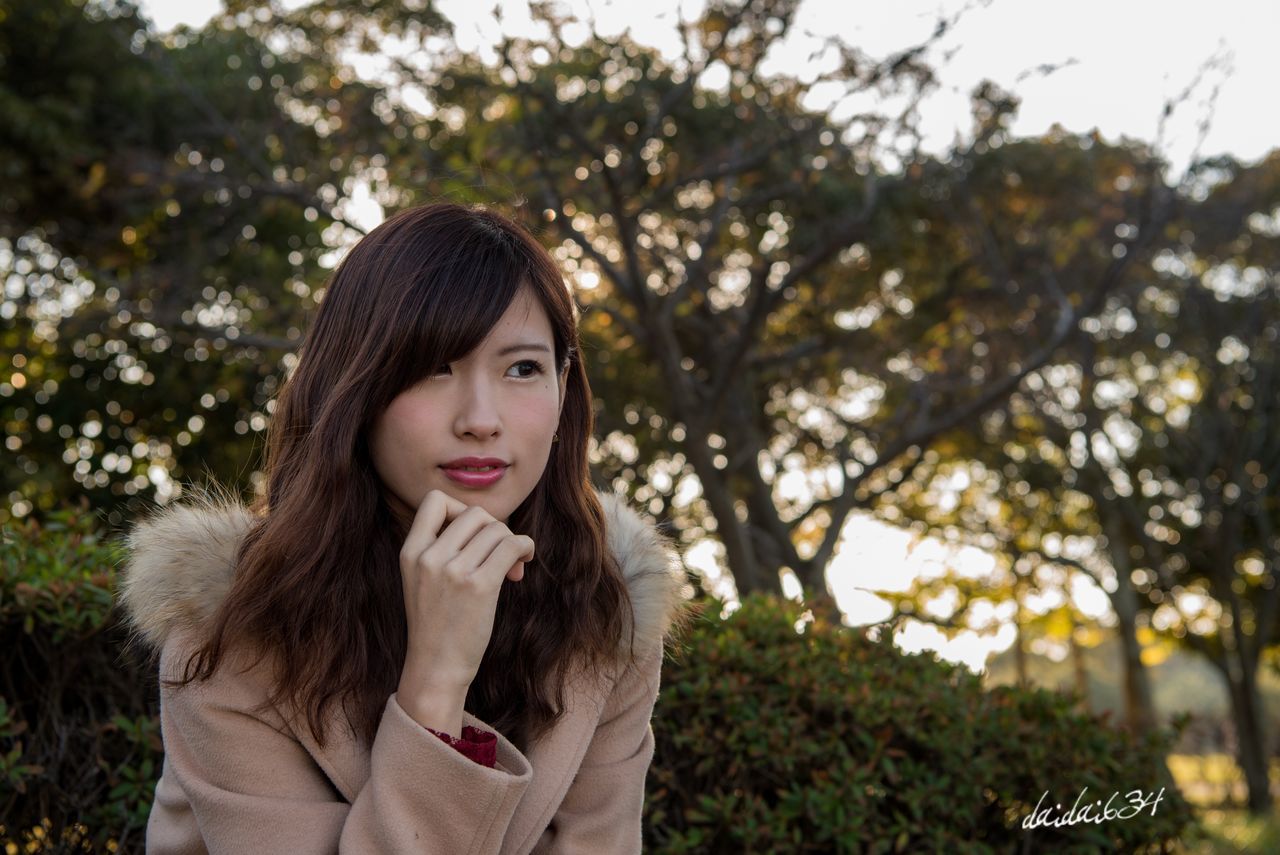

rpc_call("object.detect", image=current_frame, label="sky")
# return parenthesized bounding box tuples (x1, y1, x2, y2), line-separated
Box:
(138, 0, 1278, 176)
(131, 0, 1278, 671)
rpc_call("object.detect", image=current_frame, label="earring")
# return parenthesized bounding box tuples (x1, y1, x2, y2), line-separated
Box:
(552, 431, 560, 442)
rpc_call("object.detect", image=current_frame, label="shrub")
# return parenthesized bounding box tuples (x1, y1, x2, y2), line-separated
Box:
(3, 511, 1199, 853)
(1, 502, 155, 854)
(645, 593, 1198, 853)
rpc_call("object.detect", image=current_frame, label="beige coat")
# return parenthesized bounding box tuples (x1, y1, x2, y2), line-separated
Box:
(117, 489, 687, 854)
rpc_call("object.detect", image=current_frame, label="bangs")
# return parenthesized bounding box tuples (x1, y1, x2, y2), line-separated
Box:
(376, 227, 531, 403)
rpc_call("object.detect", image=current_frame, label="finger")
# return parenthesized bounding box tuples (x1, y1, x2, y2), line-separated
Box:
(430, 505, 501, 558)
(476, 535, 535, 588)
(444, 519, 513, 579)
(401, 489, 469, 562)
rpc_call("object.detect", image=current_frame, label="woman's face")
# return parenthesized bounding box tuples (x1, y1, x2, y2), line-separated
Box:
(370, 287, 567, 527)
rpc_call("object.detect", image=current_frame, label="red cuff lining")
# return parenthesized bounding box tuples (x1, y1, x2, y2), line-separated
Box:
(426, 724, 497, 768)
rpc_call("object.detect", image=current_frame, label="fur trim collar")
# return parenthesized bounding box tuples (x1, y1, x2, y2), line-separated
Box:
(117, 487, 686, 662)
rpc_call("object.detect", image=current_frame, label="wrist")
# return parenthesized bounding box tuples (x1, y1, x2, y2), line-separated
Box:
(397, 680, 469, 737)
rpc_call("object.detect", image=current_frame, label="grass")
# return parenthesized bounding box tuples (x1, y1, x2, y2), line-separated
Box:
(1179, 809, 1280, 854)
(1167, 754, 1280, 854)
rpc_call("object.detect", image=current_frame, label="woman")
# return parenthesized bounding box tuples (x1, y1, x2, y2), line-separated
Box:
(118, 202, 689, 854)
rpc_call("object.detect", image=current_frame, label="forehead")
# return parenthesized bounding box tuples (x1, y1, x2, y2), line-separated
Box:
(471, 289, 554, 354)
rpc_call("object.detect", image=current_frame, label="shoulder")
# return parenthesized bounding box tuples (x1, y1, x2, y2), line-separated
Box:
(155, 624, 295, 740)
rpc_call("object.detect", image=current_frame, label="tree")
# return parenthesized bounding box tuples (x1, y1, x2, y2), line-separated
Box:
(0, 0, 1189, 629)
(876, 148, 1280, 812)
(1, 0, 427, 523)
(1019, 152, 1280, 814)
(365, 0, 1165, 605)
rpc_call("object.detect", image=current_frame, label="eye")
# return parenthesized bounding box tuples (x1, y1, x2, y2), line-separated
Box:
(510, 359, 546, 379)
(428, 361, 546, 379)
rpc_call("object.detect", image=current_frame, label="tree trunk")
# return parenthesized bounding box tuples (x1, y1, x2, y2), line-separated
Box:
(1103, 515, 1158, 733)
(1112, 592, 1157, 733)
(1069, 612, 1090, 709)
(686, 436, 772, 594)
(1221, 660, 1272, 814)
(1202, 504, 1274, 815)
(1014, 575, 1029, 688)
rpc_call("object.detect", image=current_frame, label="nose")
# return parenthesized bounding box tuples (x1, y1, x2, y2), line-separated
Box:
(453, 374, 502, 439)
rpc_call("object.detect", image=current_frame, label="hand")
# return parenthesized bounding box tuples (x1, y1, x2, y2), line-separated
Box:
(396, 489, 535, 702)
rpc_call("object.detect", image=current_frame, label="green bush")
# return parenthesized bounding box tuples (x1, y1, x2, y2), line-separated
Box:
(646, 594, 1198, 853)
(3, 512, 1198, 853)
(1, 502, 155, 854)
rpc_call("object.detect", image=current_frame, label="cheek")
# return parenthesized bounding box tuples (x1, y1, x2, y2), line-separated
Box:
(386, 392, 435, 431)
(370, 398, 423, 465)
(525, 390, 561, 426)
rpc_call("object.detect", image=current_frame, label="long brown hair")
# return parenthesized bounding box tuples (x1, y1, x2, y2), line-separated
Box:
(168, 202, 633, 750)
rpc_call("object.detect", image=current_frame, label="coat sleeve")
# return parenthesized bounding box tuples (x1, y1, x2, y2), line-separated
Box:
(538, 636, 664, 854)
(149, 631, 532, 855)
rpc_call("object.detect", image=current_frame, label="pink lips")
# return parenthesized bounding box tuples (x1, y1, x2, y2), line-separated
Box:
(440, 463, 508, 488)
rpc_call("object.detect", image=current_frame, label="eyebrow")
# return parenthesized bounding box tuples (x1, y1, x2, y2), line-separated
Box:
(495, 342, 553, 356)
